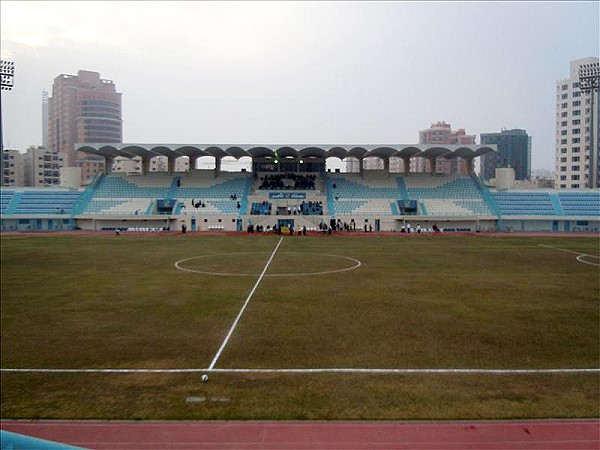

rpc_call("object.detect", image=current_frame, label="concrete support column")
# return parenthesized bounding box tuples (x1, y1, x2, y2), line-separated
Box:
(142, 157, 152, 175)
(167, 156, 176, 174)
(466, 157, 475, 175)
(428, 157, 436, 175)
(359, 158, 364, 177)
(215, 157, 221, 178)
(402, 157, 411, 174)
(104, 156, 114, 174)
(383, 157, 390, 173)
(191, 156, 201, 171)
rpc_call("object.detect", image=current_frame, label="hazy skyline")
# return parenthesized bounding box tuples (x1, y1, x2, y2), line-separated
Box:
(1, 1, 598, 172)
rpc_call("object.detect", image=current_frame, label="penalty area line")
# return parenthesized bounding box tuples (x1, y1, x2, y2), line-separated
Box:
(1, 368, 598, 375)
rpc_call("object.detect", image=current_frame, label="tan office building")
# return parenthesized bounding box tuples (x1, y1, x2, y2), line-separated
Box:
(48, 70, 122, 182)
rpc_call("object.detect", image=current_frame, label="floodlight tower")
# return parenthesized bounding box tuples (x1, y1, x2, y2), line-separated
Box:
(579, 62, 600, 188)
(1, 60, 15, 186)
(0, 60, 14, 91)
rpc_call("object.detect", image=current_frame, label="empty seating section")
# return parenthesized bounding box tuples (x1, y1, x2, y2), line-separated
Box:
(329, 174, 399, 216)
(208, 200, 241, 214)
(1, 190, 15, 213)
(178, 172, 247, 196)
(177, 171, 248, 214)
(333, 196, 398, 215)
(251, 202, 272, 215)
(403, 174, 492, 216)
(82, 172, 249, 215)
(492, 192, 556, 215)
(82, 174, 164, 215)
(455, 201, 493, 214)
(332, 199, 391, 215)
(84, 198, 151, 215)
(85, 200, 129, 212)
(185, 201, 222, 214)
(403, 173, 452, 189)
(328, 173, 491, 216)
(423, 200, 481, 216)
(93, 174, 171, 198)
(11, 190, 81, 214)
(127, 172, 173, 188)
(348, 199, 393, 215)
(333, 201, 367, 214)
(404, 174, 482, 199)
(330, 174, 400, 198)
(177, 178, 246, 199)
(558, 192, 600, 216)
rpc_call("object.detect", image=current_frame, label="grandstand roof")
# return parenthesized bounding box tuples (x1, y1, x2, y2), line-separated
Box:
(77, 144, 496, 160)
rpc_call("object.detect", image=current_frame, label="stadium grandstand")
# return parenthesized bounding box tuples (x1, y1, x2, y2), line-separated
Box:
(1, 143, 599, 233)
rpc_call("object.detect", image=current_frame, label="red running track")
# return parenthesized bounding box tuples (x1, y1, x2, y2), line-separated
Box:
(1, 420, 599, 449)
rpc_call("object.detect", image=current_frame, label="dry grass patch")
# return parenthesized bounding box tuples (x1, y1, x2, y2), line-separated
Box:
(1, 233, 598, 419)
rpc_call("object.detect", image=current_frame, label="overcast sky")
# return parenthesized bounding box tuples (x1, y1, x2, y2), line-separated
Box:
(1, 1, 598, 172)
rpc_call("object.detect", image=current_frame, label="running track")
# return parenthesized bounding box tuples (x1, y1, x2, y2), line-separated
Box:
(1, 420, 599, 449)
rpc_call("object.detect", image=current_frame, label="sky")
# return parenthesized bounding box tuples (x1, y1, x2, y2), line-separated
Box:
(0, 1, 598, 172)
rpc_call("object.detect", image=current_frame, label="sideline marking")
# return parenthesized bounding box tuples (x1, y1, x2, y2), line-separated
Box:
(1, 367, 598, 374)
(175, 252, 361, 277)
(539, 244, 600, 267)
(207, 237, 284, 370)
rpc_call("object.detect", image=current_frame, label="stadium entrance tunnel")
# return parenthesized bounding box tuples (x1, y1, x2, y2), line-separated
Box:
(175, 252, 361, 277)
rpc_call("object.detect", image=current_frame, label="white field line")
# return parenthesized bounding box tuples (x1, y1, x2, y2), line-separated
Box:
(207, 236, 284, 370)
(576, 254, 600, 266)
(175, 252, 361, 277)
(539, 244, 600, 266)
(1, 367, 598, 374)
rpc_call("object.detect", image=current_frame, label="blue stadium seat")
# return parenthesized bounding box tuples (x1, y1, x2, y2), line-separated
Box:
(10, 190, 81, 215)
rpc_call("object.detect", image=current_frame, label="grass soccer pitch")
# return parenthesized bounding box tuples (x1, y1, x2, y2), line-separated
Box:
(1, 233, 599, 420)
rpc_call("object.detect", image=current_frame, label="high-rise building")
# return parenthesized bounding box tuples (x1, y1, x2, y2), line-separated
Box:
(23, 146, 63, 187)
(47, 70, 122, 182)
(555, 57, 599, 189)
(1, 148, 24, 186)
(480, 129, 531, 181)
(414, 121, 475, 175)
(42, 91, 49, 149)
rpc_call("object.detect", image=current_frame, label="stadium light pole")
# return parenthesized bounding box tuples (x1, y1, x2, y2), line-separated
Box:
(579, 62, 600, 188)
(1, 60, 15, 186)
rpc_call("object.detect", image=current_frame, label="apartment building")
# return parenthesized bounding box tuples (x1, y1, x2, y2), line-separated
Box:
(555, 57, 599, 189)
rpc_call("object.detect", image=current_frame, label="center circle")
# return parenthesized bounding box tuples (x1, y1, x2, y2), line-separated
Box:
(175, 252, 362, 277)
(576, 254, 600, 266)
